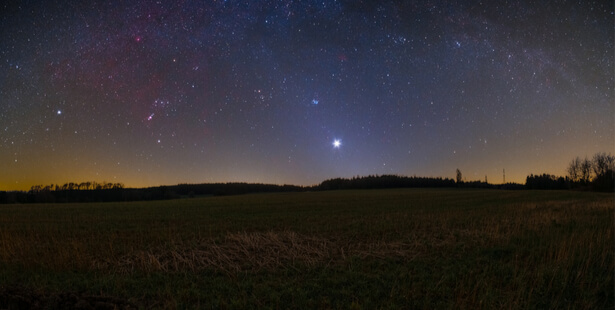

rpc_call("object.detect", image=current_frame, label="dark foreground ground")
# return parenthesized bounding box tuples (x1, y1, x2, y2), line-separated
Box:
(0, 189, 613, 309)
(0, 286, 136, 310)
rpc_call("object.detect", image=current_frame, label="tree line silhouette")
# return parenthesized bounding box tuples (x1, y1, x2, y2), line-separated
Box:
(317, 175, 456, 190)
(526, 152, 614, 191)
(0, 182, 302, 204)
(0, 152, 611, 204)
(29, 181, 125, 192)
(0, 175, 506, 204)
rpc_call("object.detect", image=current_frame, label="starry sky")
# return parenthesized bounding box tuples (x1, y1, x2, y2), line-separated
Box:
(1, 0, 613, 190)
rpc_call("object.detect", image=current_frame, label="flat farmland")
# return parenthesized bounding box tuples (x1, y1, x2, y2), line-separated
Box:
(0, 189, 612, 309)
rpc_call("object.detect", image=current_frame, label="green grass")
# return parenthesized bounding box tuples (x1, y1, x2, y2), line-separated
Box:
(0, 189, 613, 309)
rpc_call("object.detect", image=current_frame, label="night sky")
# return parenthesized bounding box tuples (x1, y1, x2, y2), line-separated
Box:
(1, 1, 613, 190)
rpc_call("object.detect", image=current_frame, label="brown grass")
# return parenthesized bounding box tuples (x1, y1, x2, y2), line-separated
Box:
(1, 195, 611, 276)
(0, 189, 611, 309)
(93, 231, 425, 274)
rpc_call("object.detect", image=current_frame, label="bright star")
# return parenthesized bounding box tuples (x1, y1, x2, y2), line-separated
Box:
(312, 99, 319, 105)
(333, 139, 341, 148)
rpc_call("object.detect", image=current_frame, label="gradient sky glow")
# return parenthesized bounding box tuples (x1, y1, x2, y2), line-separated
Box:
(1, 1, 613, 190)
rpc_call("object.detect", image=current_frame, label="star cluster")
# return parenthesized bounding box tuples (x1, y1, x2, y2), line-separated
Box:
(1, 1, 613, 190)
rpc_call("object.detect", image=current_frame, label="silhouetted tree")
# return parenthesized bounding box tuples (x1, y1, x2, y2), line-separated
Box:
(567, 156, 581, 183)
(525, 173, 567, 190)
(591, 152, 615, 192)
(456, 169, 463, 184)
(580, 157, 592, 184)
(592, 153, 614, 177)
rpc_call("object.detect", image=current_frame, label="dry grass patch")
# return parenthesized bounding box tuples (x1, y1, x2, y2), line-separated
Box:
(100, 231, 425, 274)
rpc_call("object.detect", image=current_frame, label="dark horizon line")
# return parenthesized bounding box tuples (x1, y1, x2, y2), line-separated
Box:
(6, 174, 525, 193)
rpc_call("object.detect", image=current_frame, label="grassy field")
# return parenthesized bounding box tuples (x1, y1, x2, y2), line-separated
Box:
(0, 188, 612, 309)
